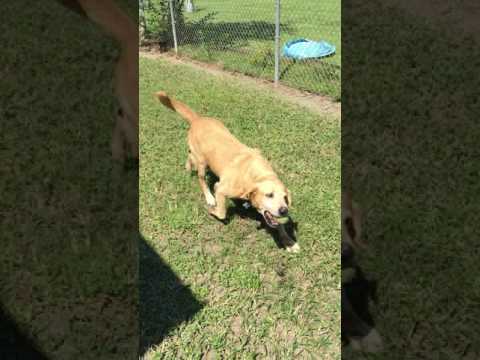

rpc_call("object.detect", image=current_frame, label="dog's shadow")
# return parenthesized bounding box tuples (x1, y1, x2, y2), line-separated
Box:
(205, 172, 299, 250)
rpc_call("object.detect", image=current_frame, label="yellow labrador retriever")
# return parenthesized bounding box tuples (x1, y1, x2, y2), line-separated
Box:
(156, 92, 298, 251)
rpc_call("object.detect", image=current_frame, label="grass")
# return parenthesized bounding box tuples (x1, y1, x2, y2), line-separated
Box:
(1, 0, 138, 358)
(140, 56, 341, 358)
(171, 0, 340, 98)
(342, 1, 480, 359)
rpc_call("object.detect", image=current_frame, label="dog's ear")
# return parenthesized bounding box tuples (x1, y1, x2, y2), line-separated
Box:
(240, 186, 258, 202)
(286, 188, 292, 207)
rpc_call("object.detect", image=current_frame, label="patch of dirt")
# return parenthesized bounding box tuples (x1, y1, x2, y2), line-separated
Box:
(211, 285, 226, 301)
(230, 315, 243, 337)
(272, 321, 296, 345)
(293, 271, 313, 292)
(202, 349, 218, 360)
(255, 305, 269, 320)
(203, 241, 222, 256)
(140, 50, 340, 118)
(194, 273, 210, 286)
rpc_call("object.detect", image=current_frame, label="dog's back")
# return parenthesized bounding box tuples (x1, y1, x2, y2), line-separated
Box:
(155, 92, 251, 176)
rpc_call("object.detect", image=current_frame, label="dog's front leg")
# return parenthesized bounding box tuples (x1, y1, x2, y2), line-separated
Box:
(278, 225, 300, 253)
(196, 163, 216, 206)
(208, 183, 228, 220)
(342, 288, 383, 352)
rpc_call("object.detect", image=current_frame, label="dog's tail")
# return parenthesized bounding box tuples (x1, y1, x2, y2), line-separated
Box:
(66, 0, 137, 47)
(155, 92, 200, 124)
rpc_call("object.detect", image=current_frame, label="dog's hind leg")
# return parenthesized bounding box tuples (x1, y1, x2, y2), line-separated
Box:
(197, 161, 216, 207)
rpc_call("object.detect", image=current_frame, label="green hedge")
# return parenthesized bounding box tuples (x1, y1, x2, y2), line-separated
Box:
(140, 0, 184, 45)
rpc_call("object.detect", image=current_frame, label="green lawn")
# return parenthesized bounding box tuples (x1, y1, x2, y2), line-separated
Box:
(342, 1, 480, 359)
(173, 0, 340, 98)
(140, 56, 341, 358)
(1, 1, 138, 358)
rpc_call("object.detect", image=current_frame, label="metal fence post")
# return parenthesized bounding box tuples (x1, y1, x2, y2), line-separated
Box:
(169, 0, 179, 54)
(274, 0, 281, 85)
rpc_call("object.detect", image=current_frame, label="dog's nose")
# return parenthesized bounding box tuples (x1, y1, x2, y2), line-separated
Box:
(279, 206, 288, 216)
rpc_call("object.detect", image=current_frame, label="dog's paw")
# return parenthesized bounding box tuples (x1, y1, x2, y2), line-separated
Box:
(205, 193, 217, 207)
(286, 243, 300, 253)
(350, 329, 383, 353)
(362, 329, 383, 353)
(208, 206, 226, 220)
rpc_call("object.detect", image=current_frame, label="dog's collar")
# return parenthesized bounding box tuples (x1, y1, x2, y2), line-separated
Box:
(242, 202, 252, 209)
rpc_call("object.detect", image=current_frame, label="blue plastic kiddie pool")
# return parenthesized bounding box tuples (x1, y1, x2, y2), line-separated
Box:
(282, 38, 336, 60)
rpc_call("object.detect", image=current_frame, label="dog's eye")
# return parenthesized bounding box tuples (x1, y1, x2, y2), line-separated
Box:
(284, 195, 289, 205)
(266, 192, 274, 198)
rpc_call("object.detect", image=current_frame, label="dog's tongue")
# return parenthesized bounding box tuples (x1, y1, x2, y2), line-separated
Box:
(264, 211, 278, 226)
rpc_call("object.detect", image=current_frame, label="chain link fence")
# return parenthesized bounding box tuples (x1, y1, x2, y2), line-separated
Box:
(140, 0, 340, 99)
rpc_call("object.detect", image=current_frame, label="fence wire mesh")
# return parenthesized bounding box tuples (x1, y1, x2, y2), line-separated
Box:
(140, 0, 340, 98)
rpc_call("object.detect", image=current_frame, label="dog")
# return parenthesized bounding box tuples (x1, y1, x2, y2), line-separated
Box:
(155, 92, 299, 252)
(342, 191, 383, 352)
(58, 0, 139, 164)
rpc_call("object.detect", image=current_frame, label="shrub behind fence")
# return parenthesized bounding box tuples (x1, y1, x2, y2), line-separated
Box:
(140, 0, 340, 99)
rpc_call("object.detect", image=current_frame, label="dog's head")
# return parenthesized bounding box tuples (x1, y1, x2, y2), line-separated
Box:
(245, 179, 291, 228)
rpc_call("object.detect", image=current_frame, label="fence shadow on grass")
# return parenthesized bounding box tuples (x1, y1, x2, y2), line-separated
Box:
(139, 235, 204, 356)
(177, 13, 293, 51)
